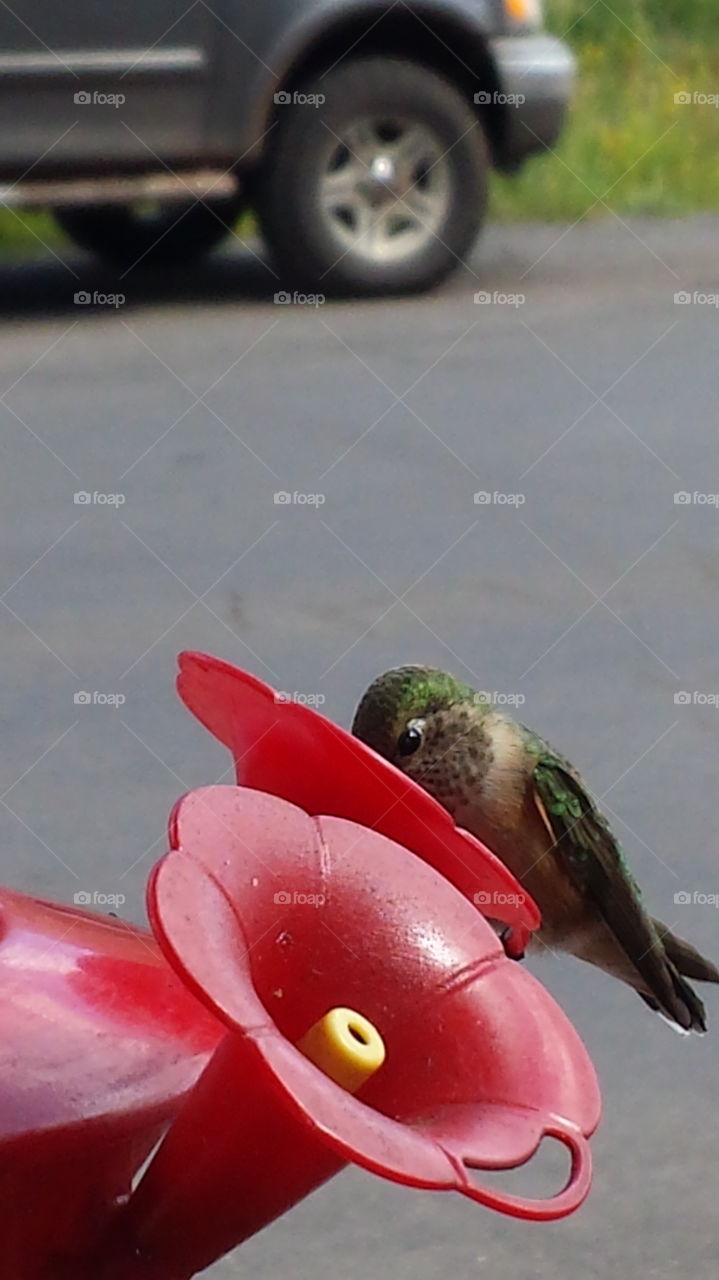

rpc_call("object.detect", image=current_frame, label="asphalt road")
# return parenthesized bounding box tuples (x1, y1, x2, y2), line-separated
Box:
(1, 217, 718, 1279)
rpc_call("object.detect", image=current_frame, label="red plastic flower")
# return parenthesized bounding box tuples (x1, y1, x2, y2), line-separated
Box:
(177, 651, 541, 952)
(134, 653, 600, 1264)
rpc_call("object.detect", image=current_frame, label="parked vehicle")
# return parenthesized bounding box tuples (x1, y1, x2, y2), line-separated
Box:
(0, 0, 574, 292)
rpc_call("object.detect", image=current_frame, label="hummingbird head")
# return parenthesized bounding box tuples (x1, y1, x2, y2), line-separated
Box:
(351, 666, 491, 809)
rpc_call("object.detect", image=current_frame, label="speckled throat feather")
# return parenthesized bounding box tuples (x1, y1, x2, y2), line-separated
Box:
(401, 703, 495, 810)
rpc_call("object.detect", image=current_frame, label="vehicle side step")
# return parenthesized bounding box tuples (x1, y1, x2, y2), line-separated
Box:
(0, 169, 239, 209)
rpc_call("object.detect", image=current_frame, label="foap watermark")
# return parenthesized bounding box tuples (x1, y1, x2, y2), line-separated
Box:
(474, 889, 527, 908)
(674, 91, 719, 108)
(474, 290, 525, 308)
(274, 491, 325, 506)
(674, 690, 719, 708)
(674, 491, 719, 507)
(74, 490, 126, 507)
(274, 290, 325, 307)
(74, 690, 126, 708)
(475, 90, 525, 107)
(674, 291, 719, 308)
(274, 889, 326, 907)
(75, 290, 125, 308)
(74, 889, 126, 908)
(74, 89, 125, 108)
(274, 90, 326, 108)
(474, 490, 525, 506)
(275, 691, 326, 707)
(473, 690, 526, 708)
(674, 890, 719, 907)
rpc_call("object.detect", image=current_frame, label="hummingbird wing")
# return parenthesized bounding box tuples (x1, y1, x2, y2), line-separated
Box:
(531, 754, 707, 1031)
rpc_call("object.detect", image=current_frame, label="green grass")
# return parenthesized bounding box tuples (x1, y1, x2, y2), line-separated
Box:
(491, 0, 719, 220)
(0, 207, 61, 257)
(1, 0, 718, 254)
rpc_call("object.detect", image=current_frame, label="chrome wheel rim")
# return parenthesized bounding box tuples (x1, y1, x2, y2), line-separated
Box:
(319, 117, 451, 265)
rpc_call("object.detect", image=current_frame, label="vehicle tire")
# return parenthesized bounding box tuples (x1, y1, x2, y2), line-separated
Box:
(55, 195, 243, 270)
(255, 57, 489, 295)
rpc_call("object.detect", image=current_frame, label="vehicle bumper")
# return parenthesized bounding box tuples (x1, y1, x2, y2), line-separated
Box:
(488, 34, 575, 169)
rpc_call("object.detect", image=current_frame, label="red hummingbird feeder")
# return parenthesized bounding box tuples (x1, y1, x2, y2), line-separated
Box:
(0, 652, 601, 1280)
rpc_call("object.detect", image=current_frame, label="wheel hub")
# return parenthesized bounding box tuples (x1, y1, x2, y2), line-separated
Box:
(364, 154, 399, 202)
(320, 117, 451, 266)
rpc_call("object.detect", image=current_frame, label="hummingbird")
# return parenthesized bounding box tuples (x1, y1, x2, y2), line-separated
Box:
(352, 665, 719, 1033)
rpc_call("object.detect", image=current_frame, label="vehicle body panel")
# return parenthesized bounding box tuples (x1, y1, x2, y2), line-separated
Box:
(0, 0, 573, 179)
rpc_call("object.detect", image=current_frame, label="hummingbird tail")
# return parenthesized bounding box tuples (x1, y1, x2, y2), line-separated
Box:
(633, 918, 719, 1033)
(652, 919, 719, 985)
(637, 975, 707, 1034)
(571, 918, 712, 1032)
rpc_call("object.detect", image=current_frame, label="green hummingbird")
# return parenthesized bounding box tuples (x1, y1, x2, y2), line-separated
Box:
(352, 665, 719, 1033)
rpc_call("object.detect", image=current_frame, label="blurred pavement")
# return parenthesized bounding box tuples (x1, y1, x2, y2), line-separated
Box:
(1, 217, 718, 1278)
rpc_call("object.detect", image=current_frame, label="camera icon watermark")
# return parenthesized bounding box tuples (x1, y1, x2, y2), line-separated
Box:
(74, 290, 125, 308)
(674, 90, 719, 108)
(674, 290, 719, 307)
(273, 90, 325, 108)
(474, 290, 525, 308)
(74, 889, 126, 908)
(673, 491, 719, 506)
(473, 690, 526, 708)
(674, 889, 719, 907)
(273, 491, 326, 506)
(474, 889, 527, 908)
(474, 90, 525, 107)
(273, 889, 326, 907)
(74, 491, 126, 507)
(274, 290, 325, 307)
(674, 690, 719, 708)
(474, 491, 525, 506)
(74, 89, 125, 108)
(274, 691, 326, 707)
(74, 690, 126, 708)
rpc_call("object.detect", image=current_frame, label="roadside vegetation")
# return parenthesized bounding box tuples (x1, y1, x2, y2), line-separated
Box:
(493, 0, 719, 220)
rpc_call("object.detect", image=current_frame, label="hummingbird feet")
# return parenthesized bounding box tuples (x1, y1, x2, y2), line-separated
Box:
(500, 924, 529, 962)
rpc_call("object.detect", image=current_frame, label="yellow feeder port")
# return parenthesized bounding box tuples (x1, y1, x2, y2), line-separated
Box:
(297, 1007, 386, 1095)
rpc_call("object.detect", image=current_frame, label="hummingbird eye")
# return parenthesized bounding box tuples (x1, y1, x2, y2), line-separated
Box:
(397, 719, 424, 758)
